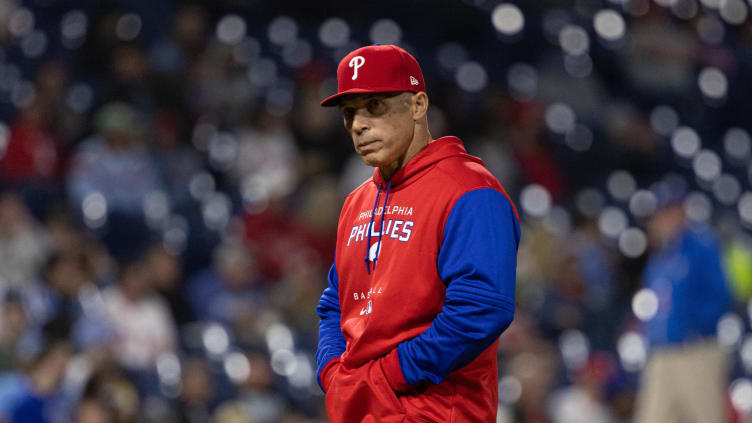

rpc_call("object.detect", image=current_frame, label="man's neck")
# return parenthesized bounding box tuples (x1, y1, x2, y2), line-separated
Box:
(378, 130, 432, 181)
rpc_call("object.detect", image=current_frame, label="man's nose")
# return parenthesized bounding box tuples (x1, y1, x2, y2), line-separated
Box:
(351, 111, 369, 135)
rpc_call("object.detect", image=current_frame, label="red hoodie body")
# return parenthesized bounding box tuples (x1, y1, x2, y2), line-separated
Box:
(317, 136, 520, 422)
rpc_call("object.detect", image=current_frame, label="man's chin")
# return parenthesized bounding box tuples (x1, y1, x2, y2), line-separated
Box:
(360, 155, 384, 168)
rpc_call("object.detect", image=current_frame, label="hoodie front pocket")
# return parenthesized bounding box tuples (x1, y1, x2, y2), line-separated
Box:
(325, 360, 405, 423)
(399, 380, 456, 423)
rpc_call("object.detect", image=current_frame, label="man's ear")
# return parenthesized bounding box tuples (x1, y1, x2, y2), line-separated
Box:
(411, 92, 429, 120)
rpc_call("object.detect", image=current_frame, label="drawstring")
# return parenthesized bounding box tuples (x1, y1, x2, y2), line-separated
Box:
(372, 181, 391, 271)
(365, 184, 382, 274)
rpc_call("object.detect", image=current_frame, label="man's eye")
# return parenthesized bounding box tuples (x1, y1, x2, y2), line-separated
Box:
(341, 108, 355, 119)
(366, 100, 384, 114)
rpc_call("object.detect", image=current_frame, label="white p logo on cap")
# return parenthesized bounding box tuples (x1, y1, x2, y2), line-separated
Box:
(349, 56, 365, 80)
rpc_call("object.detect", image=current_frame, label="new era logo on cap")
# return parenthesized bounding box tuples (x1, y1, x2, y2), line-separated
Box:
(320, 44, 426, 107)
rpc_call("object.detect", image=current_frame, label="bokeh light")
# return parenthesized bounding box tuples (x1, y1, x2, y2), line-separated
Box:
(217, 14, 246, 45)
(369, 18, 401, 45)
(268, 16, 298, 46)
(156, 353, 181, 387)
(455, 62, 488, 93)
(11, 81, 35, 109)
(202, 324, 230, 357)
(319, 18, 350, 48)
(162, 215, 188, 255)
(21, 30, 47, 58)
(730, 379, 752, 415)
(559, 25, 590, 55)
(741, 335, 752, 374)
(575, 188, 605, 218)
(718, 313, 744, 351)
(0, 123, 9, 159)
(698, 67, 728, 100)
(189, 171, 216, 202)
(232, 37, 261, 65)
(632, 288, 659, 321)
(559, 330, 590, 371)
(270, 349, 297, 376)
(684, 191, 714, 223)
(67, 83, 94, 113)
(720, 0, 748, 25)
(671, 126, 701, 159)
(713, 173, 741, 205)
(563, 53, 593, 78)
(116, 13, 142, 41)
(143, 190, 170, 229)
(498, 376, 522, 405)
(701, 0, 722, 10)
(544, 103, 576, 134)
(607, 170, 637, 202)
(724, 127, 751, 163)
(202, 192, 232, 231)
(82, 192, 107, 229)
(208, 132, 237, 172)
(288, 353, 314, 388)
(248, 58, 278, 88)
(619, 227, 648, 258)
(650, 105, 679, 136)
(629, 189, 658, 218)
(266, 323, 294, 352)
(266, 87, 295, 117)
(593, 9, 626, 42)
(282, 40, 313, 68)
(507, 63, 537, 102)
(224, 352, 251, 385)
(617, 332, 647, 372)
(697, 15, 725, 44)
(492, 4, 525, 36)
(598, 207, 628, 238)
(61, 10, 87, 47)
(520, 184, 552, 217)
(437, 43, 469, 71)
(542, 206, 573, 237)
(739, 192, 752, 227)
(672, 0, 699, 19)
(565, 124, 594, 152)
(693, 149, 722, 182)
(8, 8, 34, 38)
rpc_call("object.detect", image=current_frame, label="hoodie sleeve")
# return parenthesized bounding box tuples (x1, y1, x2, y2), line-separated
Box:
(382, 188, 520, 389)
(316, 263, 347, 392)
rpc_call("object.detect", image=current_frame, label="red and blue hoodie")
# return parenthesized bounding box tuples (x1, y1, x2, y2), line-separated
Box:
(316, 136, 521, 423)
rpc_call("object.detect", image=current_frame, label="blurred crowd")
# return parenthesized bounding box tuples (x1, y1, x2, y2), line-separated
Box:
(0, 0, 751, 422)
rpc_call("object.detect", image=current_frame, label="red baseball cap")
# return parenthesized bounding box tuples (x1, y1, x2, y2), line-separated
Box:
(320, 44, 426, 107)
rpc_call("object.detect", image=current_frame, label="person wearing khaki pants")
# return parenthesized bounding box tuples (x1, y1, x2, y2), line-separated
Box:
(635, 340, 728, 423)
(634, 180, 732, 423)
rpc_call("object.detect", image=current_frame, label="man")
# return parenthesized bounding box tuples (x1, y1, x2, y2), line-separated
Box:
(634, 178, 731, 423)
(315, 44, 521, 422)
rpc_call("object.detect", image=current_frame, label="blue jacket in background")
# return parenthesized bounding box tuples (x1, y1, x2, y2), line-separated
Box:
(643, 225, 731, 348)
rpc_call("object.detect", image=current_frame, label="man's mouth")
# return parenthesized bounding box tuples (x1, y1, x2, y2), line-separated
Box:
(358, 139, 380, 150)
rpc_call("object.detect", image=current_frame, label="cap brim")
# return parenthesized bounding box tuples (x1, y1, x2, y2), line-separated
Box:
(320, 87, 411, 107)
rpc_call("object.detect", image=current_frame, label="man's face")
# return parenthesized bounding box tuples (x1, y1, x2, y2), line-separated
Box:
(339, 92, 416, 168)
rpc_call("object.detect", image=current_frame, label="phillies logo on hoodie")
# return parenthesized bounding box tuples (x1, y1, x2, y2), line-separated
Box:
(346, 205, 415, 247)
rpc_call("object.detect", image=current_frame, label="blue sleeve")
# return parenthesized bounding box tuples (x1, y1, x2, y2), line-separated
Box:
(690, 233, 731, 335)
(396, 188, 521, 386)
(315, 263, 347, 390)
